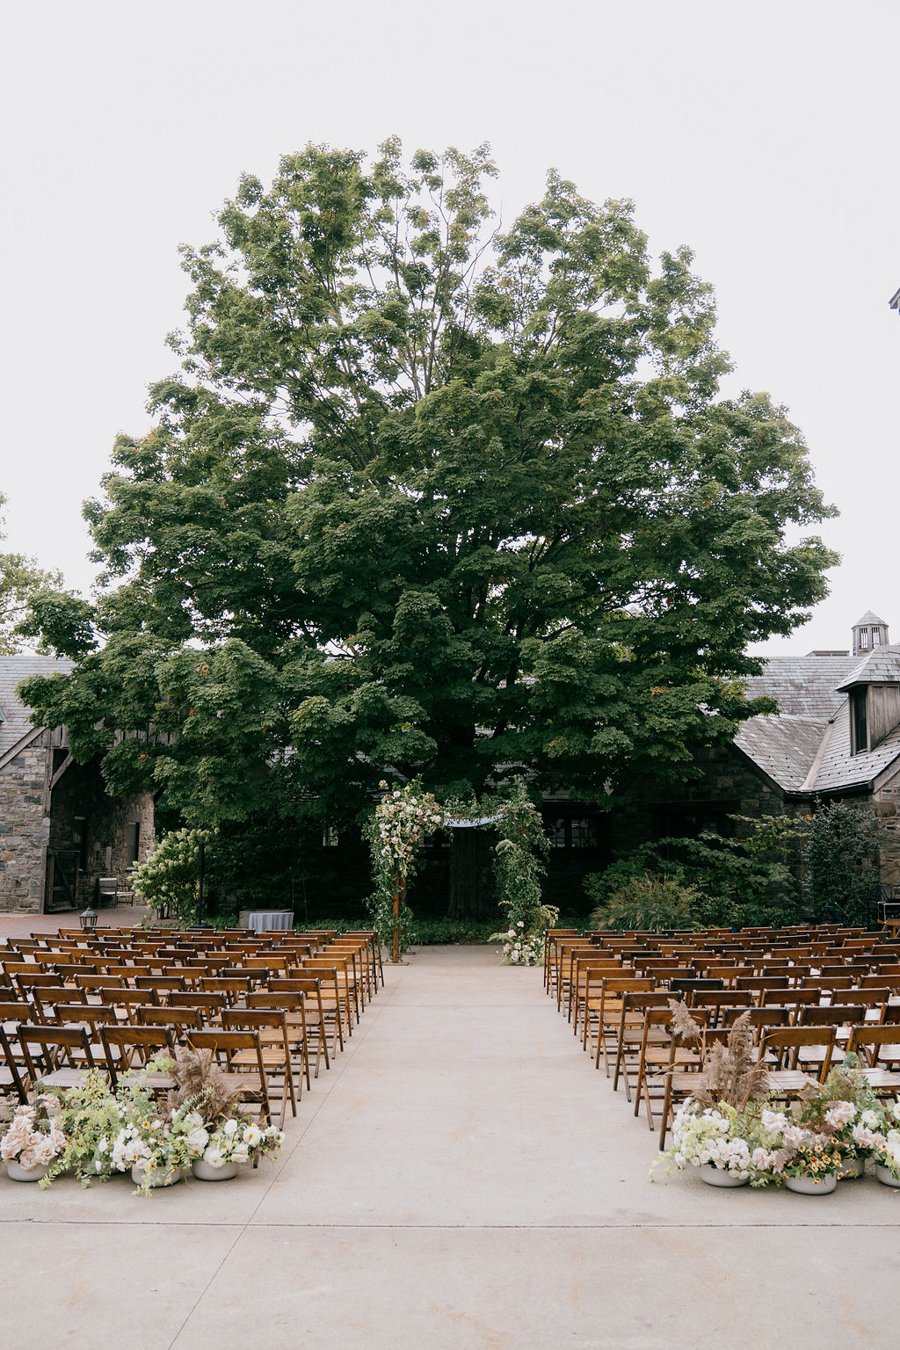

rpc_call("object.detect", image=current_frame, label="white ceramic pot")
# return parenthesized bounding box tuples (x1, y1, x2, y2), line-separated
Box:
(191, 1159, 239, 1181)
(131, 1164, 182, 1188)
(784, 1173, 837, 1195)
(839, 1156, 865, 1179)
(6, 1160, 48, 1183)
(698, 1165, 749, 1188)
(875, 1164, 900, 1189)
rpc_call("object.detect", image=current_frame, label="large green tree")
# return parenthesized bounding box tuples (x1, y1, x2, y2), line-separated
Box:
(20, 140, 837, 912)
(0, 493, 63, 653)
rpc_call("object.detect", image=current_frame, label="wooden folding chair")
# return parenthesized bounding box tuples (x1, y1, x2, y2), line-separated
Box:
(247, 991, 313, 1091)
(846, 1026, 900, 1093)
(266, 977, 332, 1073)
(0, 1026, 28, 1105)
(634, 1006, 706, 1130)
(100, 1024, 177, 1092)
(18, 1023, 101, 1092)
(612, 991, 671, 1099)
(222, 1007, 298, 1121)
(185, 1028, 272, 1125)
(590, 977, 656, 1070)
(758, 1026, 835, 1098)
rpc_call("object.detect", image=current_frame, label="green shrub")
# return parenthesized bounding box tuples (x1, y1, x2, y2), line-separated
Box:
(801, 800, 884, 924)
(589, 874, 711, 931)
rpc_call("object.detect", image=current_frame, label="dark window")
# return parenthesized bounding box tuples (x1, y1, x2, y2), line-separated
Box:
(128, 822, 141, 865)
(545, 812, 601, 850)
(851, 688, 868, 754)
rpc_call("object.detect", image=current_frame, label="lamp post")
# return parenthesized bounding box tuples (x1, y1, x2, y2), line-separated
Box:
(197, 838, 206, 926)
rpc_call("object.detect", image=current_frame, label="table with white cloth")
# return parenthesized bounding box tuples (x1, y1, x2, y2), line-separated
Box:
(240, 910, 295, 933)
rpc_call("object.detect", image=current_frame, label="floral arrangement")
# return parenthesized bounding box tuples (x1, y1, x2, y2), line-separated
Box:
(1, 1095, 67, 1172)
(169, 1045, 284, 1172)
(41, 1071, 125, 1188)
(113, 1074, 210, 1194)
(656, 1032, 900, 1190)
(198, 1117, 284, 1169)
(660, 1100, 755, 1179)
(872, 1118, 900, 1180)
(497, 920, 544, 966)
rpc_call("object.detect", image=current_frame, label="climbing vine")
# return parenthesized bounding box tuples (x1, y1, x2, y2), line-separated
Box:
(364, 780, 443, 961)
(489, 784, 558, 965)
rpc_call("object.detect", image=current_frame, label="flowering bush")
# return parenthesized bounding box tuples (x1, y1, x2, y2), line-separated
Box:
(199, 1117, 284, 1169)
(1, 1096, 67, 1171)
(131, 827, 214, 923)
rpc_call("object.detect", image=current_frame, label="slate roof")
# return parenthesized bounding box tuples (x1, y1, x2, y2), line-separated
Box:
(836, 643, 900, 692)
(0, 655, 71, 764)
(734, 650, 900, 795)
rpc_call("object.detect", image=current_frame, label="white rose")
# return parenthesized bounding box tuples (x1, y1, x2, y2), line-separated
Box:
(186, 1128, 209, 1154)
(223, 1119, 239, 1137)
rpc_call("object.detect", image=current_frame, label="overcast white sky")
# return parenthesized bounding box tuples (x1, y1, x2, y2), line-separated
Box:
(2, 1, 898, 656)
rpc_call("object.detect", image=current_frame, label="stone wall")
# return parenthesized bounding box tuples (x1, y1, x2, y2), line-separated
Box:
(874, 780, 900, 890)
(0, 736, 51, 912)
(48, 759, 154, 907)
(611, 744, 788, 858)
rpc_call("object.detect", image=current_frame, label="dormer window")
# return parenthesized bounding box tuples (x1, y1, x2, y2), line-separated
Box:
(860, 629, 870, 650)
(850, 687, 869, 754)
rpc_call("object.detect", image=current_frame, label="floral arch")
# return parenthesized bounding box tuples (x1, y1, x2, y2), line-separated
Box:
(365, 780, 558, 963)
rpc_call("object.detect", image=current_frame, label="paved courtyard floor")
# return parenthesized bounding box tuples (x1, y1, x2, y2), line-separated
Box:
(2, 944, 900, 1348)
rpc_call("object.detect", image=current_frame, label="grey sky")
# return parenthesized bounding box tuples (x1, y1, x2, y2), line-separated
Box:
(2, 0, 898, 656)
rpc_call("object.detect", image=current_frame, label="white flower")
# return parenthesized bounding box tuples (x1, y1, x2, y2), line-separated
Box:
(223, 1118, 239, 1137)
(203, 1146, 226, 1168)
(244, 1124, 263, 1149)
(186, 1127, 209, 1155)
(861, 1109, 881, 1130)
(824, 1101, 856, 1130)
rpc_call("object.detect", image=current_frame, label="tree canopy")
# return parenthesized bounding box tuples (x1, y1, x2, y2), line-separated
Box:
(21, 140, 837, 862)
(0, 493, 63, 654)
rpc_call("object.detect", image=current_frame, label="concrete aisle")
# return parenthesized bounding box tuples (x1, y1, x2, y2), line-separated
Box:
(3, 945, 900, 1349)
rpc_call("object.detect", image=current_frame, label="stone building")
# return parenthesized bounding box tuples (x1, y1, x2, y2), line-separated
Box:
(617, 611, 900, 891)
(0, 655, 154, 914)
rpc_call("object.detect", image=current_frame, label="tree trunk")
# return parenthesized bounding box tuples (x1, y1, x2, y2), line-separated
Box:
(446, 827, 494, 921)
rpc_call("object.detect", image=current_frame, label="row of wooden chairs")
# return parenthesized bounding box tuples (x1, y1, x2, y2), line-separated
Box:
(0, 928, 384, 1130)
(543, 926, 900, 1150)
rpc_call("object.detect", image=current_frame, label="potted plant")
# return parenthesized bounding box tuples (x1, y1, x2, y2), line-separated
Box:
(113, 1074, 208, 1194)
(654, 1009, 770, 1187)
(753, 1099, 849, 1195)
(859, 1100, 900, 1188)
(40, 1072, 124, 1189)
(166, 1045, 284, 1181)
(1, 1095, 67, 1182)
(659, 1100, 756, 1186)
(192, 1117, 285, 1180)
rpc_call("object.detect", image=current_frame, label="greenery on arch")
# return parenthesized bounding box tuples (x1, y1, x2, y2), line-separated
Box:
(365, 779, 557, 964)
